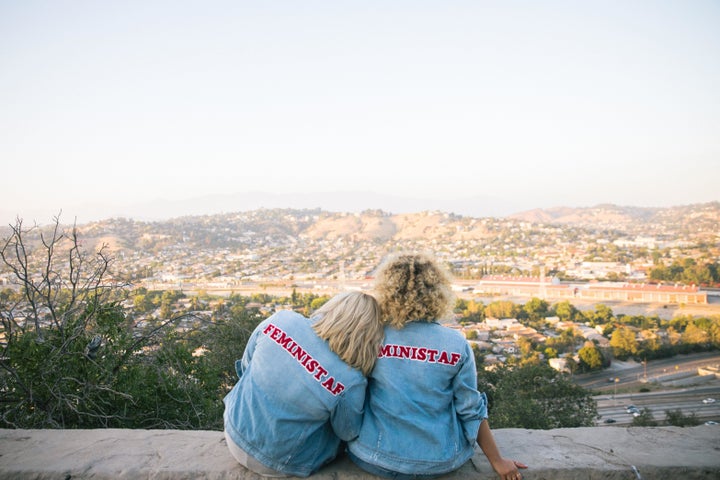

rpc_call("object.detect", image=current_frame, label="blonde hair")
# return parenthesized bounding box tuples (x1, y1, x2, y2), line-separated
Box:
(373, 252, 455, 329)
(312, 291, 383, 376)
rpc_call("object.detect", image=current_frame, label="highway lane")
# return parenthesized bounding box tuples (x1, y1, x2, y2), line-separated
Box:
(575, 352, 720, 392)
(594, 387, 720, 426)
(572, 352, 720, 426)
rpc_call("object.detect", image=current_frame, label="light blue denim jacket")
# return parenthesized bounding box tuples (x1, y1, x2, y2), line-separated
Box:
(223, 310, 367, 477)
(348, 321, 488, 476)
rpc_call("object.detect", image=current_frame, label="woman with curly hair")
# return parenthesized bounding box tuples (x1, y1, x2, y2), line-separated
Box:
(347, 253, 527, 480)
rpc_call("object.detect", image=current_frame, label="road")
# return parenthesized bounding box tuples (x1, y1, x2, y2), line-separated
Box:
(573, 352, 720, 426)
(593, 386, 720, 426)
(575, 352, 720, 392)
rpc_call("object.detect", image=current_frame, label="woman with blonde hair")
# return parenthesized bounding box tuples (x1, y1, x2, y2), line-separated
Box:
(224, 291, 383, 477)
(348, 253, 527, 480)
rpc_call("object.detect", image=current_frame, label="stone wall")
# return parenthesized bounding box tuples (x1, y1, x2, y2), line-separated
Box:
(1, 426, 719, 479)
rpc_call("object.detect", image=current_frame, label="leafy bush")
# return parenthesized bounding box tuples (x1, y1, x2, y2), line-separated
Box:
(479, 363, 598, 429)
(631, 408, 657, 427)
(665, 409, 700, 427)
(0, 217, 261, 429)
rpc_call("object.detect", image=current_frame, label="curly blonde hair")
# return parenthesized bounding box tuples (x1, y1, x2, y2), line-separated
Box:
(312, 291, 384, 376)
(373, 253, 455, 329)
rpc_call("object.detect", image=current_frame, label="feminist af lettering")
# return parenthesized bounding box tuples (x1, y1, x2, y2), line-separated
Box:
(262, 323, 345, 396)
(379, 344, 462, 366)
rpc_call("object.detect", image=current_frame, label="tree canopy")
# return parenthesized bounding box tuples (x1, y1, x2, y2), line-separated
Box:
(479, 364, 597, 429)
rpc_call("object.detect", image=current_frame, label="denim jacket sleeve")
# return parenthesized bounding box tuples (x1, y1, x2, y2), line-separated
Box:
(328, 379, 366, 442)
(452, 342, 488, 444)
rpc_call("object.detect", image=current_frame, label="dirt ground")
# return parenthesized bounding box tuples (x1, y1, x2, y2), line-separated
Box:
(460, 292, 720, 320)
(566, 298, 720, 320)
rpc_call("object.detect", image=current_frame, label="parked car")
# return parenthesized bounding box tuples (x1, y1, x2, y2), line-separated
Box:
(704, 421, 718, 425)
(702, 398, 716, 404)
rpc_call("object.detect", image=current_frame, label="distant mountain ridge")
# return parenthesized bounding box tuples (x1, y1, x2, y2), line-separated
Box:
(509, 202, 720, 233)
(4, 189, 717, 231)
(2, 203, 718, 252)
(26, 202, 712, 256)
(509, 204, 654, 224)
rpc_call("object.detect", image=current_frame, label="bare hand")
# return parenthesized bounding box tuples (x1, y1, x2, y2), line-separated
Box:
(491, 457, 528, 480)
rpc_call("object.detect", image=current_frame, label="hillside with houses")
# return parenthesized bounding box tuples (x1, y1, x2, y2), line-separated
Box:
(2, 203, 717, 296)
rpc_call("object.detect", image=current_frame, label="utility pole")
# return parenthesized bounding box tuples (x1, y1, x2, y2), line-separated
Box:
(613, 377, 619, 400)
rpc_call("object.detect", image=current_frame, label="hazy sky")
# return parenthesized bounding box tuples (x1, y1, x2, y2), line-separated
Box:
(1, 1, 719, 225)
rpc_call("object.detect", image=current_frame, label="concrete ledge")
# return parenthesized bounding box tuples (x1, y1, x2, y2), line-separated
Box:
(1, 426, 719, 479)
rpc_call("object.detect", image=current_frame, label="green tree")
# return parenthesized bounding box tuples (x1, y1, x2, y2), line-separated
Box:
(564, 355, 579, 375)
(709, 319, 720, 347)
(639, 334, 663, 359)
(601, 323, 615, 337)
(651, 250, 662, 265)
(682, 322, 709, 346)
(553, 301, 579, 322)
(523, 297, 549, 320)
(610, 326, 638, 359)
(592, 304, 615, 325)
(517, 337, 534, 357)
(133, 293, 153, 313)
(459, 299, 485, 323)
(578, 343, 604, 372)
(483, 364, 597, 429)
(544, 347, 559, 359)
(515, 337, 541, 366)
(485, 300, 518, 319)
(309, 295, 331, 313)
(649, 259, 719, 285)
(160, 299, 174, 319)
(546, 328, 581, 355)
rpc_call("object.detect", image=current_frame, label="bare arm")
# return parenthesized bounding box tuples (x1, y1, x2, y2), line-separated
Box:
(476, 419, 528, 480)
